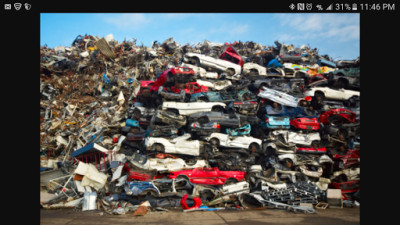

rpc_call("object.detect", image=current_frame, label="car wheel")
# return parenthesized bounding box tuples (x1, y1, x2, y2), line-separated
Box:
(198, 96, 209, 102)
(226, 68, 235, 76)
(133, 109, 141, 119)
(249, 143, 260, 153)
(311, 140, 320, 148)
(185, 158, 198, 166)
(190, 57, 200, 66)
(337, 78, 349, 89)
(210, 138, 220, 147)
(314, 91, 325, 101)
(249, 70, 258, 77)
(259, 83, 269, 90)
(166, 108, 179, 115)
(219, 72, 227, 80)
(328, 115, 345, 126)
(224, 178, 238, 186)
(142, 190, 158, 197)
(153, 143, 165, 153)
(176, 175, 190, 182)
(211, 106, 224, 112)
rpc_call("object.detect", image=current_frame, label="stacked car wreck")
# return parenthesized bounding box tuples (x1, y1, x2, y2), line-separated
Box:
(40, 35, 360, 214)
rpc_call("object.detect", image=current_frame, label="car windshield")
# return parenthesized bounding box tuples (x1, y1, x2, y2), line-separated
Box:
(266, 105, 284, 116)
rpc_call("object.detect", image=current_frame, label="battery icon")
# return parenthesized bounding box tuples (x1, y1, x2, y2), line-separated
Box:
(352, 3, 357, 10)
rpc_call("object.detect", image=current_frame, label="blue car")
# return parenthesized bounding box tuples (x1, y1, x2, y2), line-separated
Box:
(124, 181, 160, 197)
(281, 106, 318, 119)
(190, 91, 235, 103)
(260, 105, 290, 129)
(226, 124, 251, 136)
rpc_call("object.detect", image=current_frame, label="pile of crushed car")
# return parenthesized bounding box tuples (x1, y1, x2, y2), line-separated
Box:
(40, 34, 360, 215)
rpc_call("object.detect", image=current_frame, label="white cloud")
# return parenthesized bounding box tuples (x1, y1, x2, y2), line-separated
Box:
(103, 13, 150, 30)
(275, 13, 359, 43)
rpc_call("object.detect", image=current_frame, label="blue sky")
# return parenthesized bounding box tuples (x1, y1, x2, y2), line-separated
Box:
(40, 13, 360, 60)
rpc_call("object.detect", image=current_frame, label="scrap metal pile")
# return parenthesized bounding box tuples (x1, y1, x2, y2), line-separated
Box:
(40, 34, 360, 215)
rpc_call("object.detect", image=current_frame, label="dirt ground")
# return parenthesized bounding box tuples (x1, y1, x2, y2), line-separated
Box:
(40, 206, 360, 225)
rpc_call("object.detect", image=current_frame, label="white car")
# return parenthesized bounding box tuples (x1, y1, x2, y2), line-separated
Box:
(162, 101, 226, 115)
(147, 158, 209, 172)
(145, 133, 201, 156)
(184, 52, 242, 76)
(222, 181, 250, 195)
(181, 63, 219, 79)
(271, 130, 321, 147)
(277, 154, 333, 167)
(205, 133, 262, 151)
(282, 63, 310, 78)
(243, 62, 267, 76)
(196, 79, 232, 91)
(304, 87, 360, 101)
(242, 63, 290, 78)
(257, 86, 309, 107)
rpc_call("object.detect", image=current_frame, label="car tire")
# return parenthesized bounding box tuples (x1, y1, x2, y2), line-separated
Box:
(176, 175, 190, 182)
(337, 78, 349, 89)
(133, 109, 141, 118)
(211, 106, 224, 113)
(166, 108, 179, 115)
(185, 158, 198, 166)
(210, 138, 220, 147)
(314, 91, 325, 101)
(142, 190, 158, 197)
(224, 178, 238, 186)
(249, 143, 260, 153)
(226, 68, 235, 76)
(311, 140, 320, 148)
(153, 143, 165, 153)
(249, 70, 258, 77)
(190, 57, 200, 66)
(198, 96, 209, 102)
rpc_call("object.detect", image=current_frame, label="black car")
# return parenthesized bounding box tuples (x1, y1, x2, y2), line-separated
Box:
(187, 111, 242, 128)
(186, 121, 221, 138)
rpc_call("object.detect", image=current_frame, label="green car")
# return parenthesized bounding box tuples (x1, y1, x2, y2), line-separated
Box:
(328, 67, 360, 90)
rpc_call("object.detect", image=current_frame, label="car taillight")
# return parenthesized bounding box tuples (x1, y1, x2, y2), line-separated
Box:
(233, 102, 243, 105)
(191, 122, 200, 128)
(212, 123, 220, 129)
(265, 118, 269, 123)
(305, 96, 312, 101)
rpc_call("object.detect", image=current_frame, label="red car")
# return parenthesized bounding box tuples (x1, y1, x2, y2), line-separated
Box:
(168, 167, 246, 186)
(150, 67, 195, 93)
(290, 117, 320, 131)
(219, 45, 244, 67)
(329, 180, 360, 200)
(136, 80, 154, 97)
(171, 82, 209, 94)
(123, 163, 164, 181)
(333, 149, 360, 168)
(319, 108, 356, 125)
(296, 147, 327, 154)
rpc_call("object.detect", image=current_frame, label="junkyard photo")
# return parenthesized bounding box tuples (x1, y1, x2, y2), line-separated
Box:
(40, 12, 360, 224)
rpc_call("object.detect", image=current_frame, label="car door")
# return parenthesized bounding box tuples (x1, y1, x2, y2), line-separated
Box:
(287, 131, 308, 145)
(171, 135, 200, 156)
(226, 135, 248, 148)
(190, 167, 220, 185)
